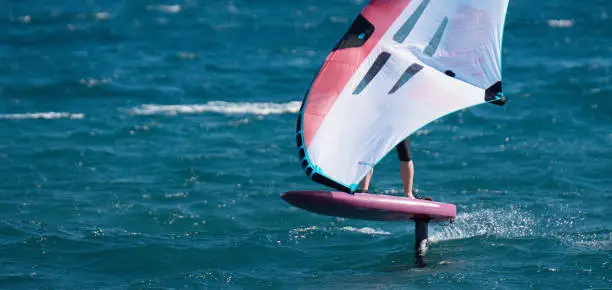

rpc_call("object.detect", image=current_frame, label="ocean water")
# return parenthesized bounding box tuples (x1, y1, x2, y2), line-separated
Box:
(1, 0, 611, 289)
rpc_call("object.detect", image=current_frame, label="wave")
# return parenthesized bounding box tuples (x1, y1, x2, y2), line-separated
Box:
(128, 101, 301, 116)
(0, 112, 85, 120)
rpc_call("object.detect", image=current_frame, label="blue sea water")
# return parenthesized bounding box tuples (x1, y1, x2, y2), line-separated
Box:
(1, 0, 611, 288)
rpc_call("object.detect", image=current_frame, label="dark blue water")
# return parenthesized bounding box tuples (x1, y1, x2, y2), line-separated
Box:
(1, 0, 610, 289)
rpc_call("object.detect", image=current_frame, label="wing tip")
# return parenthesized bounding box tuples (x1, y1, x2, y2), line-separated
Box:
(485, 81, 507, 106)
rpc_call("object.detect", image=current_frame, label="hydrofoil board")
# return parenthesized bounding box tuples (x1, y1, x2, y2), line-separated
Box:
(281, 191, 455, 222)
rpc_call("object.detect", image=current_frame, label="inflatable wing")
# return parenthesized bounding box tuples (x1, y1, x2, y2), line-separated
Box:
(296, 0, 509, 192)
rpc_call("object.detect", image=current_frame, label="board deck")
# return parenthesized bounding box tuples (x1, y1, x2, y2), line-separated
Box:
(281, 191, 456, 222)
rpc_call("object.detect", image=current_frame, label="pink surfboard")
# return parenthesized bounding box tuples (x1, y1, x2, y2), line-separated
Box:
(281, 191, 456, 222)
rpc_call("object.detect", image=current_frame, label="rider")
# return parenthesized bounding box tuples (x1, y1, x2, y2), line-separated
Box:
(356, 137, 415, 199)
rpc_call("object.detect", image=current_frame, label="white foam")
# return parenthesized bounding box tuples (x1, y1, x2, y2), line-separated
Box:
(341, 226, 391, 235)
(420, 204, 611, 254)
(19, 15, 31, 24)
(94, 12, 110, 20)
(571, 237, 611, 250)
(227, 3, 239, 14)
(429, 208, 536, 243)
(0, 112, 85, 120)
(559, 232, 612, 251)
(291, 226, 318, 234)
(164, 192, 188, 199)
(129, 101, 301, 116)
(176, 51, 196, 60)
(147, 4, 181, 13)
(80, 78, 110, 87)
(288, 225, 390, 242)
(288, 226, 319, 241)
(548, 19, 574, 28)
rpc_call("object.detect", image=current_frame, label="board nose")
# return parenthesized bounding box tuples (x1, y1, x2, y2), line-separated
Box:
(280, 191, 300, 206)
(280, 191, 309, 205)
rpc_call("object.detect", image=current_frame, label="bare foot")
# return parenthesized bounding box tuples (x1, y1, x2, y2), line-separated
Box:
(405, 193, 416, 199)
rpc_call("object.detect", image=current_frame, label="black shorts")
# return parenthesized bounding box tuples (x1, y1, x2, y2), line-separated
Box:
(395, 137, 412, 162)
